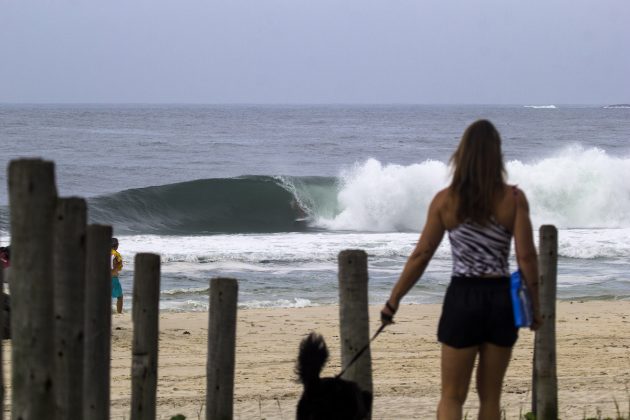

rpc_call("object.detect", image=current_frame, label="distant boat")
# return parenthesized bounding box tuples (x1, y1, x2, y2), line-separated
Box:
(603, 104, 630, 109)
(524, 105, 557, 109)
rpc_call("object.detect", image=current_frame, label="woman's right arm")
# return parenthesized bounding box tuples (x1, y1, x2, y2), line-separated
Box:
(513, 189, 543, 331)
(381, 191, 446, 322)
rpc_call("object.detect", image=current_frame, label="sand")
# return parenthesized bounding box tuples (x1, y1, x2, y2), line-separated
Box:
(3, 301, 630, 419)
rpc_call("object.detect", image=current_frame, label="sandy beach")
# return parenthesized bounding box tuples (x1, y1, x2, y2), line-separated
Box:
(3, 301, 630, 419)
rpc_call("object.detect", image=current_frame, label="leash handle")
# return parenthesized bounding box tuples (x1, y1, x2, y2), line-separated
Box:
(336, 323, 387, 379)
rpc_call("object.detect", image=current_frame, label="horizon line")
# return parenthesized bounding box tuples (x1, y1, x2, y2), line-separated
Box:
(0, 102, 616, 107)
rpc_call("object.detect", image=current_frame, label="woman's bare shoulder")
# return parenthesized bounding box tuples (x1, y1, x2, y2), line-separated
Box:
(432, 187, 451, 206)
(494, 184, 531, 230)
(432, 187, 457, 227)
(505, 184, 530, 205)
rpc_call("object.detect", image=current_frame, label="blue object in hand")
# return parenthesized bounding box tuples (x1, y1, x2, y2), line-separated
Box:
(510, 270, 533, 328)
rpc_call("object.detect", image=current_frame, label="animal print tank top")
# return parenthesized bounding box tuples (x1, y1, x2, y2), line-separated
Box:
(448, 217, 512, 277)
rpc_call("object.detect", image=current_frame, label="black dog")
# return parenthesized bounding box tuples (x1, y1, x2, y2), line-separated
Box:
(296, 332, 372, 420)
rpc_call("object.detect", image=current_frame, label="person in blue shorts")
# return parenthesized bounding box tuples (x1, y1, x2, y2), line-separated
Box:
(111, 238, 124, 314)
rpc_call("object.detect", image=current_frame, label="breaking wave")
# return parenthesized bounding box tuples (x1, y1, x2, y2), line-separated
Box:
(1, 146, 629, 235)
(87, 176, 337, 234)
(316, 147, 630, 231)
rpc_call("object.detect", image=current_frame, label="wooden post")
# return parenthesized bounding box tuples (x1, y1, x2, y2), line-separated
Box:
(8, 159, 57, 420)
(531, 345, 537, 415)
(83, 224, 112, 420)
(131, 253, 161, 420)
(206, 277, 238, 420)
(338, 250, 373, 400)
(53, 197, 87, 420)
(535, 225, 558, 420)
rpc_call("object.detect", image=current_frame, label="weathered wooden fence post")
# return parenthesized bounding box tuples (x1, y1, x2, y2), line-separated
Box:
(535, 225, 558, 420)
(206, 277, 238, 420)
(8, 159, 58, 420)
(131, 253, 161, 420)
(83, 224, 113, 420)
(338, 250, 373, 405)
(54, 197, 87, 420)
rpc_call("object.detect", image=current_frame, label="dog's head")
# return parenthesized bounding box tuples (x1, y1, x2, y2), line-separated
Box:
(296, 332, 372, 420)
(296, 332, 328, 387)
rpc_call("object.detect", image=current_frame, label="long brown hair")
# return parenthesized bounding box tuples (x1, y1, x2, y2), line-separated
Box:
(449, 119, 506, 224)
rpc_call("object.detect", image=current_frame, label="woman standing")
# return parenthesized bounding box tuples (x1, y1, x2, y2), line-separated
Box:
(380, 120, 542, 420)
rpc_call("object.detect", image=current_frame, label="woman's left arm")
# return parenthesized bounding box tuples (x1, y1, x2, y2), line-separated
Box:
(381, 192, 446, 321)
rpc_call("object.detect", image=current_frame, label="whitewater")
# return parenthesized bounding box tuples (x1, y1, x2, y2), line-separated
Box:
(1, 105, 629, 310)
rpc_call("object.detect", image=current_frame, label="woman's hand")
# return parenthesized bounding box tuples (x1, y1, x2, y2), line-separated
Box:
(380, 300, 398, 325)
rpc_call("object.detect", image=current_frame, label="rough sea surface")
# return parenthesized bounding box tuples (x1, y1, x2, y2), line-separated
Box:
(1, 104, 629, 310)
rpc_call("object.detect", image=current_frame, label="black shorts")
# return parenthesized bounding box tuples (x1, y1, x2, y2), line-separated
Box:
(437, 276, 518, 348)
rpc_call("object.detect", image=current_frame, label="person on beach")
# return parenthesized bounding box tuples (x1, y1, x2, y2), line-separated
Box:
(111, 238, 124, 314)
(1, 245, 11, 339)
(0, 246, 9, 269)
(380, 120, 542, 420)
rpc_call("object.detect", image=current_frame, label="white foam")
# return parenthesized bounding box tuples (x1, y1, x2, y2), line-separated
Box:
(557, 228, 630, 259)
(161, 286, 209, 296)
(239, 298, 315, 309)
(117, 231, 427, 267)
(524, 105, 557, 109)
(160, 300, 209, 312)
(317, 158, 448, 232)
(509, 146, 630, 229)
(315, 147, 630, 232)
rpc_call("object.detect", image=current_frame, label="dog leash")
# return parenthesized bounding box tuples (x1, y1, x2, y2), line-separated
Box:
(335, 322, 387, 379)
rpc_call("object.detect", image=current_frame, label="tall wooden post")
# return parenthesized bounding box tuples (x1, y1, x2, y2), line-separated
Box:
(131, 253, 161, 420)
(83, 224, 112, 420)
(8, 159, 58, 420)
(206, 277, 238, 420)
(535, 225, 558, 420)
(53, 197, 87, 420)
(338, 250, 373, 401)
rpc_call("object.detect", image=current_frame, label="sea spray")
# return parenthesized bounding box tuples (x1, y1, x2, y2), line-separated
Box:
(316, 158, 448, 231)
(322, 147, 630, 231)
(508, 146, 630, 228)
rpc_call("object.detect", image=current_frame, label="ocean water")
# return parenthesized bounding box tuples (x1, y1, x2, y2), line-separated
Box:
(1, 104, 629, 311)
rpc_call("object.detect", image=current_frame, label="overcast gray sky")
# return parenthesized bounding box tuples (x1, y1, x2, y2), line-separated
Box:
(1, 0, 628, 104)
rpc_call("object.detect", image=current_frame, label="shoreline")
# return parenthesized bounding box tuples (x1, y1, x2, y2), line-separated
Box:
(3, 301, 630, 419)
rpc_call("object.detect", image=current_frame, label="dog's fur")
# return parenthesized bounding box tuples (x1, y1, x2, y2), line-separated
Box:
(296, 332, 372, 420)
